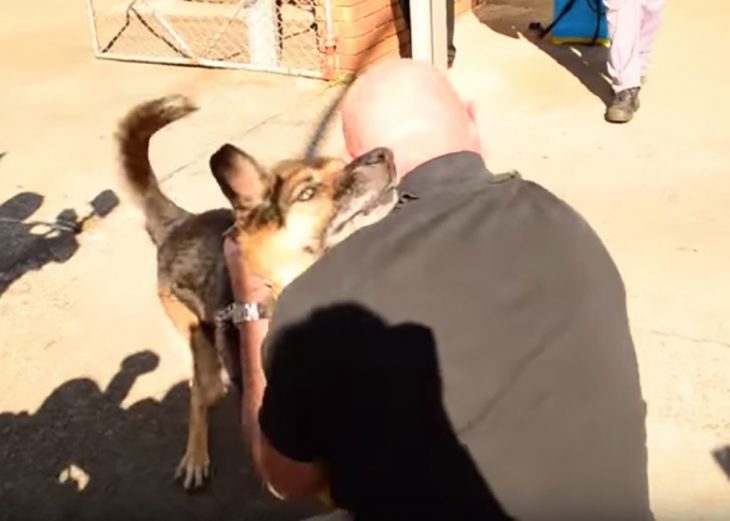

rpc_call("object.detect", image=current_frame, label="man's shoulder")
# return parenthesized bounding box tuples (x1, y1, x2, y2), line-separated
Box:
(268, 168, 603, 332)
(497, 172, 600, 238)
(271, 169, 592, 307)
(264, 242, 362, 362)
(269, 246, 361, 339)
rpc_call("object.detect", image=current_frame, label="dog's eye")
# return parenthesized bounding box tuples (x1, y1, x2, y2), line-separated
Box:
(297, 186, 318, 202)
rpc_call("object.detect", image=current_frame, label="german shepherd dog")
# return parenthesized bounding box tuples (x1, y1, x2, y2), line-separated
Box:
(116, 95, 397, 489)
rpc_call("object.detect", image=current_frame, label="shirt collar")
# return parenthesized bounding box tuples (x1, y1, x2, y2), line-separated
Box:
(397, 151, 493, 201)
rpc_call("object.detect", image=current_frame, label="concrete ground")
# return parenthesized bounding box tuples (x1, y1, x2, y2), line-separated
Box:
(0, 1, 727, 520)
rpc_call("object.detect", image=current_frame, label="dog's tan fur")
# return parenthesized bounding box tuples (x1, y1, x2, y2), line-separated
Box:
(223, 156, 349, 295)
(116, 95, 398, 490)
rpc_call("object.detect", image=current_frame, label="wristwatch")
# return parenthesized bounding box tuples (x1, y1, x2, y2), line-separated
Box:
(215, 301, 270, 326)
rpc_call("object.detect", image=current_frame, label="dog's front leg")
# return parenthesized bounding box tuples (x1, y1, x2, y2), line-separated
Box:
(176, 325, 225, 490)
(176, 382, 210, 489)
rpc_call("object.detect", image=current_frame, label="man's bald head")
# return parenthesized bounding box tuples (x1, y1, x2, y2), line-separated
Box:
(341, 58, 482, 180)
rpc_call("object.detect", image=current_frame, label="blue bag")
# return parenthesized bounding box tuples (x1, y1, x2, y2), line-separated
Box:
(550, 0, 610, 46)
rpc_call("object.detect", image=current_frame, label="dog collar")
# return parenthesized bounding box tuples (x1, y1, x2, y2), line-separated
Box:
(215, 301, 270, 326)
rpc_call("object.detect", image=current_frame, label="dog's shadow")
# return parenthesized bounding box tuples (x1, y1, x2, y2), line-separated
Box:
(0, 351, 320, 521)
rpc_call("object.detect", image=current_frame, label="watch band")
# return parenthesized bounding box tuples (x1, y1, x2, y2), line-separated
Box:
(215, 301, 270, 327)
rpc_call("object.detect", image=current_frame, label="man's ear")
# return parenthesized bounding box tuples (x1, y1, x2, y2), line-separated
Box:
(209, 144, 268, 214)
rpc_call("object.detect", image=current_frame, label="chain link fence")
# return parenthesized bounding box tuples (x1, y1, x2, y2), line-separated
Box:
(86, 0, 331, 78)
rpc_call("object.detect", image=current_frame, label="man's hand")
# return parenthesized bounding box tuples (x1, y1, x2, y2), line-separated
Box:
(222, 233, 331, 504)
(223, 232, 274, 423)
(222, 232, 270, 445)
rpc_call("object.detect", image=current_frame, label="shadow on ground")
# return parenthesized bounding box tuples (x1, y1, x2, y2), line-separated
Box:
(0, 189, 119, 298)
(712, 445, 730, 481)
(472, 0, 614, 106)
(0, 351, 319, 521)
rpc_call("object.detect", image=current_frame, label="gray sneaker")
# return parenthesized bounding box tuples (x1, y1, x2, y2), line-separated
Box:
(605, 87, 641, 123)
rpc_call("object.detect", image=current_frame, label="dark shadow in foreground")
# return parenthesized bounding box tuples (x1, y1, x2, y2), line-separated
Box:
(0, 189, 120, 298)
(265, 303, 513, 520)
(0, 351, 319, 521)
(712, 445, 730, 481)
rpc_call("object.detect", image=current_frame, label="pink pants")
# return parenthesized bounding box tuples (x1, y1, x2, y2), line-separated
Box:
(604, 0, 667, 91)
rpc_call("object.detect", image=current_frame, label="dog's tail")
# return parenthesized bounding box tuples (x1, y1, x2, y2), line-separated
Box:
(116, 94, 198, 246)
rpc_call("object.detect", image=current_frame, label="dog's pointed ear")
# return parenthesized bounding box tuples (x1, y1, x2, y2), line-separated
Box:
(209, 144, 267, 214)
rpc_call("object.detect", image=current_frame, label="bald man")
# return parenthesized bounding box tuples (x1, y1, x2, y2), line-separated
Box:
(225, 59, 653, 521)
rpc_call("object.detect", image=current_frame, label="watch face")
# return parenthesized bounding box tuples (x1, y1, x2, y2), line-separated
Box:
(216, 302, 269, 326)
(243, 303, 260, 321)
(232, 302, 266, 323)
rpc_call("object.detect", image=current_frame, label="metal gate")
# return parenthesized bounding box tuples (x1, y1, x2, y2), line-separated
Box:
(86, 0, 335, 79)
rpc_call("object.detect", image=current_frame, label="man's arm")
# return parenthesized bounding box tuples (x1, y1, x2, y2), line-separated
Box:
(224, 237, 327, 501)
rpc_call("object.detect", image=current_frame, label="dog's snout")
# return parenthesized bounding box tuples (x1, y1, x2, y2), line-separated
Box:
(362, 147, 393, 166)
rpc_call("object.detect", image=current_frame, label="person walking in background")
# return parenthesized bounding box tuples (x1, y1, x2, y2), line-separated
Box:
(604, 0, 667, 123)
(398, 0, 457, 68)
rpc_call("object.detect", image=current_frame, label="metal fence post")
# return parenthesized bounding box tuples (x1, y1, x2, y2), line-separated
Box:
(246, 0, 280, 67)
(409, 0, 448, 70)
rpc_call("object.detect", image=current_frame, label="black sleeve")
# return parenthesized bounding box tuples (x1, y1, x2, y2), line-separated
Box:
(257, 300, 399, 465)
(258, 318, 320, 463)
(258, 300, 447, 469)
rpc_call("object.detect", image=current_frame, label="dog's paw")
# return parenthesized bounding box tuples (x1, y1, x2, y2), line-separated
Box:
(175, 446, 210, 490)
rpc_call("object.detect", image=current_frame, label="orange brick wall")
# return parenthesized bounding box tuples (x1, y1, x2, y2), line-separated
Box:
(321, 0, 486, 76)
